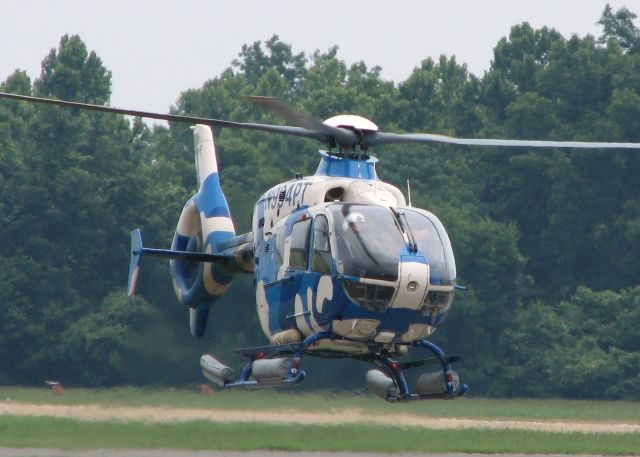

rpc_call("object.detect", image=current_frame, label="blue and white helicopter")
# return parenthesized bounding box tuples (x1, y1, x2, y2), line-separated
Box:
(2, 92, 640, 401)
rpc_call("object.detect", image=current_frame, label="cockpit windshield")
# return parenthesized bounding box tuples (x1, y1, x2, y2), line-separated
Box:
(329, 204, 405, 281)
(402, 208, 456, 285)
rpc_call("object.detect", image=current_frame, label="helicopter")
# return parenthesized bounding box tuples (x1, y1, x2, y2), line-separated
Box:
(2, 91, 640, 402)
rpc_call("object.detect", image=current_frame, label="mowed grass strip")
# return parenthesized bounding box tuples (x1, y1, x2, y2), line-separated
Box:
(0, 416, 639, 454)
(2, 387, 640, 423)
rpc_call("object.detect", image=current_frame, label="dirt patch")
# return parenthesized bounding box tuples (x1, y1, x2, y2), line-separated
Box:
(1, 402, 639, 434)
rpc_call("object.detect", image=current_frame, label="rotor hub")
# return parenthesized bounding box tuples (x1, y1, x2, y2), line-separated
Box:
(323, 115, 379, 132)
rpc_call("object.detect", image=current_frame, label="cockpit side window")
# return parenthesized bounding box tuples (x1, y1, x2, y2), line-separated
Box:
(403, 209, 456, 285)
(289, 218, 311, 269)
(311, 215, 332, 273)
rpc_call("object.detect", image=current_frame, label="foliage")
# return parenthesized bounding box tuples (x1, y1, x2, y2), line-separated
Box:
(2, 416, 640, 454)
(0, 5, 639, 398)
(501, 287, 640, 398)
(598, 3, 640, 52)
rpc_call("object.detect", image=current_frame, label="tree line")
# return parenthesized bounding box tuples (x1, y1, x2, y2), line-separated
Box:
(0, 5, 638, 398)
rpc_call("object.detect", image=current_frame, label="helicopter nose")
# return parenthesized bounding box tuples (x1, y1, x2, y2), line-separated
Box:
(390, 256, 429, 311)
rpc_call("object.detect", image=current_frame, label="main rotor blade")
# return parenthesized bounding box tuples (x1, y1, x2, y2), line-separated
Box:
(365, 131, 640, 149)
(0, 92, 330, 143)
(6, 91, 638, 151)
(247, 96, 359, 147)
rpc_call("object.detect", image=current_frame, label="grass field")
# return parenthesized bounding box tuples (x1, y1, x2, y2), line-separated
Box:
(1, 387, 639, 454)
(1, 416, 640, 454)
(2, 386, 640, 422)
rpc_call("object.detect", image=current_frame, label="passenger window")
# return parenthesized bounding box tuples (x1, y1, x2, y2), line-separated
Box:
(289, 218, 311, 269)
(312, 215, 332, 273)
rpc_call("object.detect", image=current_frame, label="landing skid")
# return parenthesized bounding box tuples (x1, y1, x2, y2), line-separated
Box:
(200, 332, 468, 401)
(367, 339, 469, 402)
(201, 332, 332, 389)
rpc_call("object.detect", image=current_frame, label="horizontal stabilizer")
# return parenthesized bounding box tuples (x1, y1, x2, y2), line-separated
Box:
(138, 246, 234, 263)
(127, 228, 242, 297)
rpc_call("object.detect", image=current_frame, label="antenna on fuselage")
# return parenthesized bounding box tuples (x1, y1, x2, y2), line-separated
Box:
(407, 178, 412, 207)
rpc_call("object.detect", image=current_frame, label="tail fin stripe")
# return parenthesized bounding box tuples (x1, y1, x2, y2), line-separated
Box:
(194, 173, 231, 218)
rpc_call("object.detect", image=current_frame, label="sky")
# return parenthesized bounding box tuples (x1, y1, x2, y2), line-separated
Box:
(2, 0, 639, 116)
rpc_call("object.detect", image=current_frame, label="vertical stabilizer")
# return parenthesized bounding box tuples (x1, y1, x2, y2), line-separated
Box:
(193, 124, 219, 188)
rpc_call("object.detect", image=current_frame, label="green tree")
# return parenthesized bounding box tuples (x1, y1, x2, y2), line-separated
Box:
(502, 287, 640, 399)
(0, 35, 185, 385)
(34, 34, 111, 103)
(232, 34, 307, 94)
(598, 4, 640, 52)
